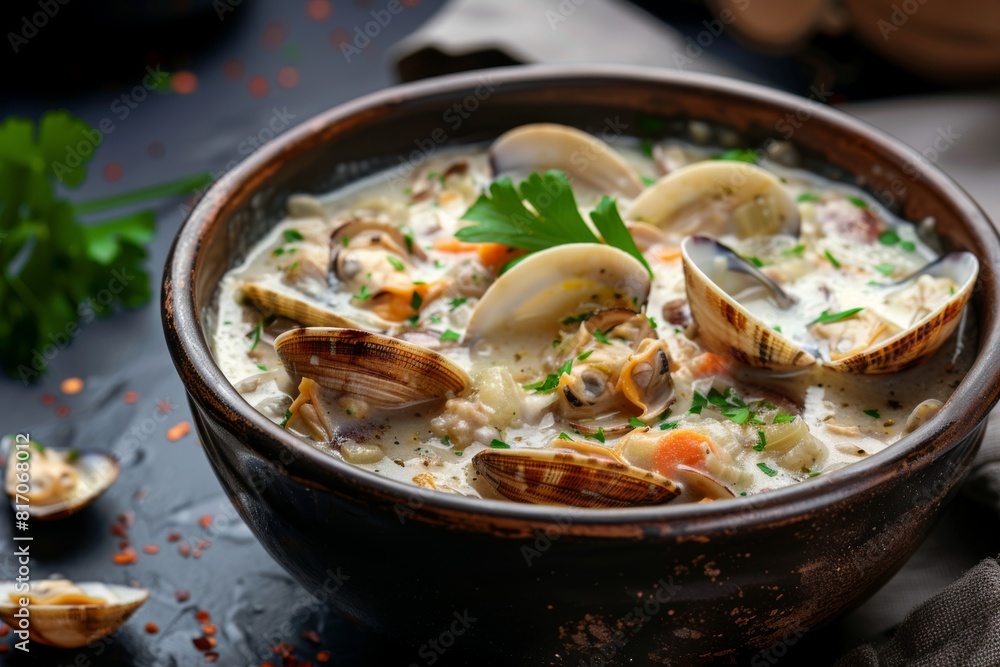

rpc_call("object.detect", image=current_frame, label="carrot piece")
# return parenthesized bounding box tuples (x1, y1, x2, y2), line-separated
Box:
(658, 246, 682, 262)
(477, 243, 524, 272)
(433, 238, 480, 253)
(651, 429, 711, 476)
(692, 352, 730, 377)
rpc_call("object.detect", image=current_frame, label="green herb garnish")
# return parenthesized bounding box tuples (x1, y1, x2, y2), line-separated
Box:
(847, 196, 867, 208)
(689, 391, 708, 415)
(592, 329, 610, 344)
(811, 307, 864, 325)
(410, 291, 423, 310)
(757, 462, 778, 477)
(558, 432, 573, 441)
(796, 192, 820, 203)
(628, 417, 645, 429)
(746, 255, 765, 268)
(714, 148, 758, 163)
(387, 256, 405, 271)
(782, 244, 806, 257)
(440, 329, 460, 342)
(283, 229, 304, 243)
(594, 427, 606, 444)
(773, 412, 796, 424)
(353, 284, 371, 301)
(707, 387, 750, 424)
(489, 439, 510, 449)
(562, 312, 593, 325)
(523, 358, 574, 393)
(659, 421, 678, 430)
(824, 250, 841, 268)
(577, 350, 593, 361)
(879, 230, 901, 246)
(753, 430, 767, 452)
(248, 321, 263, 351)
(863, 408, 880, 419)
(900, 240, 916, 252)
(874, 263, 895, 276)
(279, 409, 292, 428)
(456, 171, 651, 277)
(448, 297, 467, 311)
(64, 449, 79, 463)
(640, 139, 653, 158)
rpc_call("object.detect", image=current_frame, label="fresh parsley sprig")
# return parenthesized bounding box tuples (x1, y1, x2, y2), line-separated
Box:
(456, 170, 652, 276)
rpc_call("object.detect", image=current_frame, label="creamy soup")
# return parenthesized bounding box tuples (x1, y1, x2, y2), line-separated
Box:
(209, 124, 977, 508)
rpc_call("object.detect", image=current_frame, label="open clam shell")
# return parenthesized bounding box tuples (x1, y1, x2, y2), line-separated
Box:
(490, 123, 644, 197)
(827, 251, 978, 373)
(464, 244, 651, 343)
(0, 581, 148, 648)
(274, 327, 470, 408)
(682, 235, 816, 372)
(472, 448, 680, 508)
(240, 283, 390, 331)
(627, 161, 799, 240)
(3, 437, 119, 521)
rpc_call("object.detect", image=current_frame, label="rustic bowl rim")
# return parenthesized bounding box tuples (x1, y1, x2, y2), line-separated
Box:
(163, 64, 1000, 535)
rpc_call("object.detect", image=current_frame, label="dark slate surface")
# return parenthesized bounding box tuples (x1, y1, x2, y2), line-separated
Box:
(0, 1, 997, 665)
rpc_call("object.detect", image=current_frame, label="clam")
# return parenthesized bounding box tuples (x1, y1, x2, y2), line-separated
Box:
(240, 282, 389, 331)
(2, 436, 119, 521)
(673, 465, 735, 503)
(825, 251, 978, 373)
(0, 579, 148, 648)
(472, 448, 679, 508)
(682, 235, 816, 372)
(682, 235, 979, 374)
(489, 123, 644, 197)
(464, 244, 651, 343)
(627, 161, 800, 241)
(274, 327, 470, 408)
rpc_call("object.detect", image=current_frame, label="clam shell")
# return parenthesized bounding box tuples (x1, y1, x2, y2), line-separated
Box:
(627, 161, 799, 240)
(0, 581, 148, 648)
(682, 235, 816, 372)
(673, 465, 735, 503)
(240, 283, 391, 332)
(464, 244, 651, 342)
(3, 438, 119, 521)
(827, 251, 978, 373)
(472, 449, 679, 508)
(490, 123, 643, 197)
(274, 327, 470, 408)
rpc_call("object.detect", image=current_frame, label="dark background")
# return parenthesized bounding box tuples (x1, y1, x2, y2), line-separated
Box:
(1, 1, 998, 665)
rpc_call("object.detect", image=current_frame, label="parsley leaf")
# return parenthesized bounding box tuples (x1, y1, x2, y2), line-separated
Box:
(594, 427, 606, 444)
(489, 439, 510, 449)
(757, 462, 778, 477)
(628, 417, 645, 428)
(592, 329, 610, 344)
(283, 229, 304, 243)
(796, 192, 820, 203)
(773, 412, 796, 424)
(879, 230, 901, 246)
(448, 297, 467, 311)
(753, 430, 767, 451)
(689, 391, 708, 415)
(824, 249, 841, 268)
(589, 196, 653, 277)
(874, 263, 895, 276)
(440, 329, 461, 342)
(847, 196, 867, 208)
(659, 421, 678, 430)
(387, 256, 405, 271)
(863, 408, 880, 419)
(782, 244, 806, 257)
(714, 148, 758, 163)
(811, 307, 864, 325)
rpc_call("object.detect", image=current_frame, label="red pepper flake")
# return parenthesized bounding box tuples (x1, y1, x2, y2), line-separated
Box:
(156, 399, 174, 414)
(202, 623, 217, 636)
(0, 623, 9, 636)
(111, 523, 127, 537)
(195, 609, 211, 623)
(317, 650, 330, 663)
(167, 531, 183, 542)
(192, 637, 213, 651)
(193, 549, 203, 559)
(204, 652, 219, 663)
(41, 393, 57, 406)
(179, 541, 192, 558)
(60, 377, 85, 395)
(175, 590, 191, 603)
(166, 421, 191, 441)
(198, 515, 213, 529)
(145, 622, 159, 634)
(124, 390, 139, 404)
(196, 539, 210, 550)
(302, 630, 321, 645)
(55, 405, 71, 418)
(119, 540, 130, 550)
(119, 511, 136, 528)
(142, 544, 160, 555)
(112, 548, 138, 565)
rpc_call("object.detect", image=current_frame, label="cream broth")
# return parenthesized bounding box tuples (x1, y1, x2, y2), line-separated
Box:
(210, 130, 975, 507)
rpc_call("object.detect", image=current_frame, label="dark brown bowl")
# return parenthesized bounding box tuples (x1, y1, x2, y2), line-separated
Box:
(162, 66, 1000, 665)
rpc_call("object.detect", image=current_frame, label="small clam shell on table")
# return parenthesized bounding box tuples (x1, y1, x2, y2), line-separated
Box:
(0, 580, 148, 648)
(2, 436, 119, 521)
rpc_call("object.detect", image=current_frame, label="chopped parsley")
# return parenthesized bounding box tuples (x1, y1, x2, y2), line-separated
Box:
(440, 436, 450, 446)
(647, 316, 658, 329)
(577, 350, 593, 361)
(272, 247, 285, 256)
(707, 387, 750, 424)
(434, 259, 446, 269)
(279, 409, 292, 428)
(64, 449, 80, 464)
(552, 338, 561, 348)
(900, 240, 916, 252)
(863, 408, 880, 419)
(773, 325, 783, 333)
(824, 250, 841, 268)
(688, 391, 708, 415)
(772, 412, 796, 424)
(659, 421, 678, 430)
(753, 430, 767, 452)
(745, 255, 765, 268)
(387, 256, 405, 271)
(248, 321, 263, 351)
(410, 291, 423, 310)
(256, 364, 267, 371)
(874, 263, 895, 276)
(757, 462, 778, 477)
(523, 358, 574, 393)
(879, 230, 901, 246)
(642, 175, 656, 186)
(562, 312, 593, 325)
(811, 307, 864, 325)
(796, 192, 820, 203)
(353, 284, 372, 301)
(714, 148, 758, 163)
(847, 196, 867, 208)
(628, 417, 645, 429)
(558, 432, 573, 441)
(283, 229, 304, 243)
(341, 235, 351, 247)
(448, 297, 468, 311)
(594, 427, 606, 444)
(782, 244, 806, 257)
(592, 329, 610, 344)
(489, 439, 510, 449)
(440, 329, 461, 342)
(640, 138, 654, 158)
